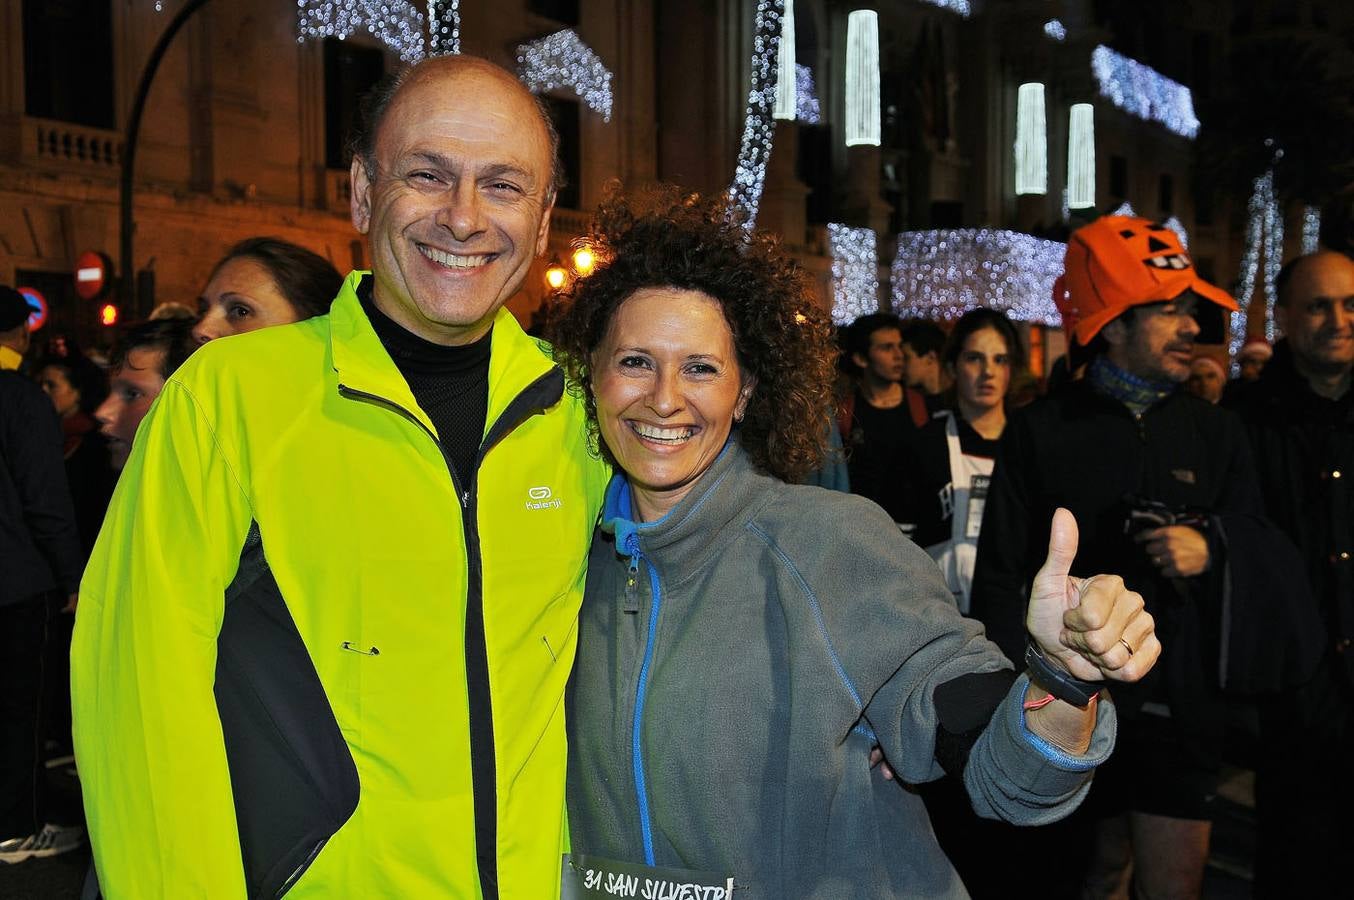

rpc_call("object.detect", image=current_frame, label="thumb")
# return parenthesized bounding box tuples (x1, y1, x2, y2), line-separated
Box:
(1035, 507, 1079, 588)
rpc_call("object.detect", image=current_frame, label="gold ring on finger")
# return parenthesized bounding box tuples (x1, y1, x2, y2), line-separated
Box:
(1118, 637, 1135, 655)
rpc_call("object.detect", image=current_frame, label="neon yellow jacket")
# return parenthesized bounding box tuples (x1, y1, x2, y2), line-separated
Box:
(73, 273, 609, 898)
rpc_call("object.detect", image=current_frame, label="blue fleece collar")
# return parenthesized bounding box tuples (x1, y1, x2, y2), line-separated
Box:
(600, 439, 737, 555)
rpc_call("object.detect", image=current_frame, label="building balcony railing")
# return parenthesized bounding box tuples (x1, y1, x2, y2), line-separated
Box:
(15, 117, 122, 170)
(325, 168, 352, 214)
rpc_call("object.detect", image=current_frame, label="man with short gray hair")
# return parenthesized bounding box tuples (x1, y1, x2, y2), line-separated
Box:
(73, 56, 609, 899)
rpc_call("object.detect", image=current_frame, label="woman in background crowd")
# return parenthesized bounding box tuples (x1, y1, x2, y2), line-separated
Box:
(34, 351, 116, 557)
(32, 350, 116, 780)
(193, 237, 342, 343)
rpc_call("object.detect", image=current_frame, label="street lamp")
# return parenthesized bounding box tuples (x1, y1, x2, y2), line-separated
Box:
(571, 246, 596, 277)
(545, 260, 569, 291)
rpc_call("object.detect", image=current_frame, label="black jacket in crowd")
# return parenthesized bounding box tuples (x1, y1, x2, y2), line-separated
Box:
(969, 378, 1314, 732)
(0, 370, 83, 607)
(1226, 341, 1352, 686)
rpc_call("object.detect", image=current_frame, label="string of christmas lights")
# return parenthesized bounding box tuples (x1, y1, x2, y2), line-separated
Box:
(1091, 45, 1200, 139)
(1303, 205, 1323, 254)
(1015, 83, 1047, 195)
(727, 0, 786, 228)
(827, 224, 879, 325)
(428, 0, 460, 56)
(1164, 215, 1189, 248)
(892, 229, 1066, 325)
(297, 0, 428, 63)
(921, 0, 972, 17)
(1229, 167, 1284, 372)
(1044, 19, 1067, 41)
(796, 64, 821, 124)
(516, 30, 614, 121)
(1263, 175, 1284, 343)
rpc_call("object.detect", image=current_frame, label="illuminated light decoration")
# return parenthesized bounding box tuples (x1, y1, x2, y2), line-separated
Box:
(297, 1, 460, 60)
(827, 224, 879, 325)
(1111, 201, 1136, 217)
(1014, 83, 1048, 195)
(795, 64, 821, 124)
(726, 0, 786, 228)
(1044, 19, 1067, 41)
(545, 261, 568, 290)
(1228, 168, 1285, 372)
(100, 303, 120, 327)
(773, 1, 797, 120)
(1263, 179, 1284, 343)
(428, 0, 461, 56)
(845, 10, 880, 147)
(1303, 205, 1323, 254)
(891, 229, 1067, 325)
(297, 1, 428, 64)
(1163, 215, 1189, 249)
(920, 0, 972, 16)
(1091, 44, 1200, 139)
(517, 30, 614, 121)
(1067, 103, 1096, 209)
(571, 245, 596, 276)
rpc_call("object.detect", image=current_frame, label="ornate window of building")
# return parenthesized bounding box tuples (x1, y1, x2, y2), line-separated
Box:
(22, 0, 115, 129)
(323, 38, 387, 172)
(540, 95, 582, 211)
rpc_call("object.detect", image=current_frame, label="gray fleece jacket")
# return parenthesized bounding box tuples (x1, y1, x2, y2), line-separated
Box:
(565, 443, 1116, 899)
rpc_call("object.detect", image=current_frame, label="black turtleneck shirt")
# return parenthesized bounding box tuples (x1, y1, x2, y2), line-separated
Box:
(359, 280, 491, 491)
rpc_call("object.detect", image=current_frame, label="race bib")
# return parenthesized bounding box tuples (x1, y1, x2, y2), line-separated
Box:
(562, 853, 736, 900)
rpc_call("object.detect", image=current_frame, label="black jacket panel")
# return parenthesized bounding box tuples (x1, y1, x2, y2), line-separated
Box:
(215, 524, 360, 899)
(1227, 341, 1353, 685)
(0, 370, 83, 604)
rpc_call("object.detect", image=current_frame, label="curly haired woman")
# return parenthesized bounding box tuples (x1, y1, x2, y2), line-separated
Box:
(551, 189, 1160, 899)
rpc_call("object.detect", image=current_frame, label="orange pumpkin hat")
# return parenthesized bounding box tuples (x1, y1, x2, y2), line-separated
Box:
(1053, 216, 1237, 345)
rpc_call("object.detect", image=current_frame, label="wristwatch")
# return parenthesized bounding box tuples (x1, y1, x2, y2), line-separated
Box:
(1024, 641, 1100, 708)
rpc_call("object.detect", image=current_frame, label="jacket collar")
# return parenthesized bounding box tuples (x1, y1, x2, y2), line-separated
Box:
(329, 271, 559, 435)
(1257, 339, 1354, 414)
(600, 439, 770, 574)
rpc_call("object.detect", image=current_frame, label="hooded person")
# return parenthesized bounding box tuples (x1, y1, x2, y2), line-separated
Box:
(967, 216, 1313, 899)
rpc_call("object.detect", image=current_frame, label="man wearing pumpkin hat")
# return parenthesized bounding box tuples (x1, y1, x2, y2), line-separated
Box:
(970, 216, 1309, 899)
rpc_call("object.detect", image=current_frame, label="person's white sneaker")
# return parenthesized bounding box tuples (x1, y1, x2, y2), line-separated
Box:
(0, 823, 85, 863)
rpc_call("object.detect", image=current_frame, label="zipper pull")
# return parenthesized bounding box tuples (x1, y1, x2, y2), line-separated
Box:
(624, 554, 641, 613)
(462, 489, 471, 508)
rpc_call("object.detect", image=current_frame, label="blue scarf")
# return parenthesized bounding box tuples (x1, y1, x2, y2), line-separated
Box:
(1087, 355, 1175, 416)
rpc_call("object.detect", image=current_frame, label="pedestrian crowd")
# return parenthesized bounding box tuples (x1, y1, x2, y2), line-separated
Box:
(0, 52, 1350, 900)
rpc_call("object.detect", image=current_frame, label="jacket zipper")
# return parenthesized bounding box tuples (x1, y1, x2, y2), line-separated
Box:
(625, 532, 663, 866)
(337, 369, 562, 900)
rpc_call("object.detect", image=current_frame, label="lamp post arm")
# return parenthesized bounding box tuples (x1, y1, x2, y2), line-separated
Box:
(119, 0, 214, 315)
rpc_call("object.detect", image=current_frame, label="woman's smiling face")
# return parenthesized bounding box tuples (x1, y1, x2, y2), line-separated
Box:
(592, 286, 752, 522)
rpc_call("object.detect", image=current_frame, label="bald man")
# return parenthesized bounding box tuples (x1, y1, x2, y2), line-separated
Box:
(1227, 249, 1354, 898)
(73, 56, 609, 898)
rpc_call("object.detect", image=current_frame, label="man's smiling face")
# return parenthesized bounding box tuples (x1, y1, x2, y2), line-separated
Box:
(350, 59, 555, 346)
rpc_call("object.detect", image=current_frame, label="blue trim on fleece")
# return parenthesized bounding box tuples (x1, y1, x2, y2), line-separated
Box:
(1013, 680, 1101, 772)
(600, 439, 745, 864)
(629, 534, 662, 866)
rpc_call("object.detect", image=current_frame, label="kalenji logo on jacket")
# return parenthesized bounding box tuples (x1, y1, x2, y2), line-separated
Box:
(526, 486, 563, 511)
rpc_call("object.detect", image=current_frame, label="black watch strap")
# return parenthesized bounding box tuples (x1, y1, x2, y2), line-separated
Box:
(1024, 641, 1100, 708)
